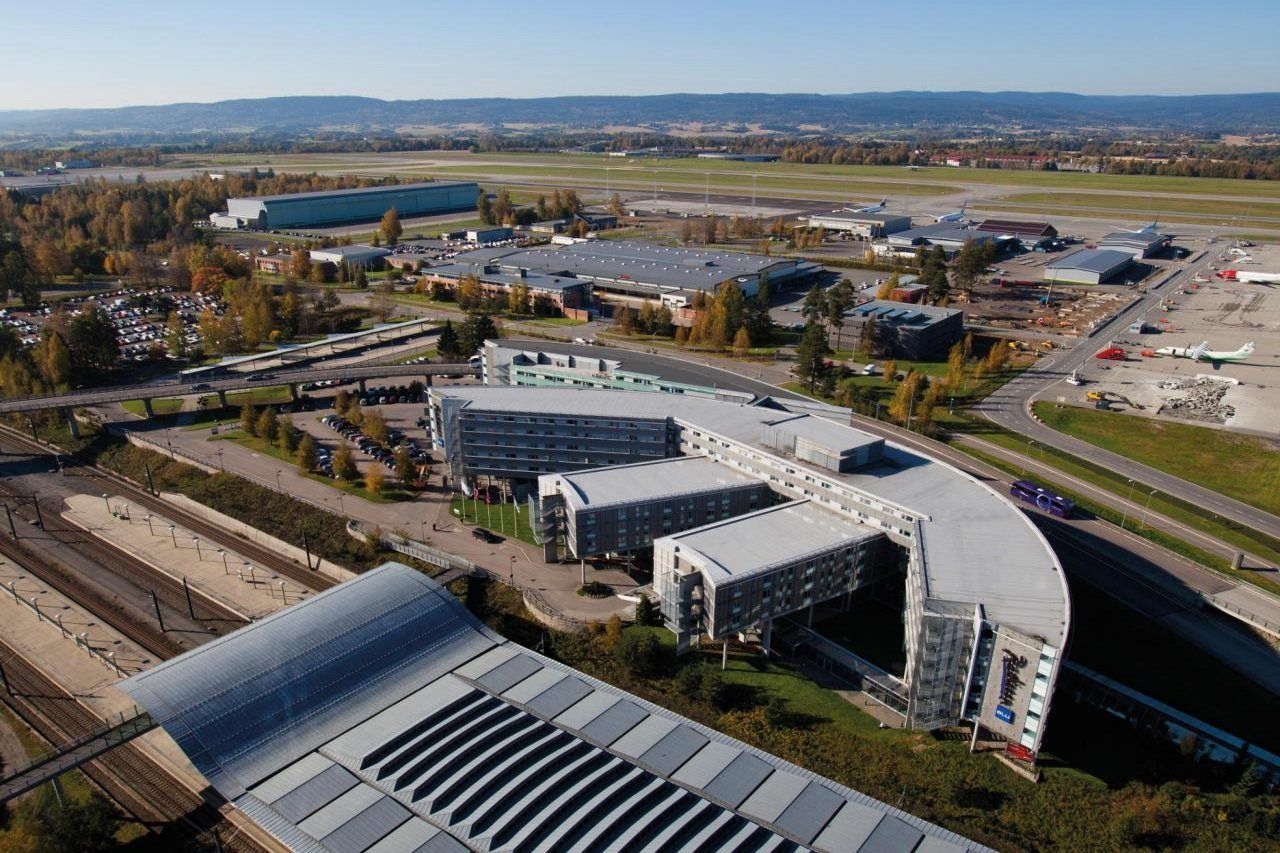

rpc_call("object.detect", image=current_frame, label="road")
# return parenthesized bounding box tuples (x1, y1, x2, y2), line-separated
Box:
(973, 247, 1280, 541)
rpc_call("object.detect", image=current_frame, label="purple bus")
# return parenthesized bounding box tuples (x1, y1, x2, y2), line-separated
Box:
(1010, 480, 1074, 518)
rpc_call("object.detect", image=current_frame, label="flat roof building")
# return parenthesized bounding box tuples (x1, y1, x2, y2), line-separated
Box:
(309, 244, 390, 268)
(539, 456, 775, 557)
(428, 386, 1069, 754)
(975, 219, 1059, 247)
(1043, 248, 1134, 285)
(215, 181, 479, 230)
(465, 225, 513, 244)
(423, 264, 592, 311)
(846, 300, 965, 360)
(806, 211, 913, 238)
(122, 564, 986, 852)
(450, 240, 819, 304)
(885, 224, 1004, 255)
(1098, 227, 1169, 259)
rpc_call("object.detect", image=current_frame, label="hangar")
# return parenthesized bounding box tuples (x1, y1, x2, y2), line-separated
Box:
(1043, 248, 1135, 285)
(805, 211, 913, 238)
(212, 181, 480, 230)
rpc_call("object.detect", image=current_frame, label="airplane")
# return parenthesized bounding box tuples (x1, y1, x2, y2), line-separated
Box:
(844, 199, 888, 214)
(930, 202, 968, 223)
(1217, 269, 1280, 283)
(1154, 341, 1255, 363)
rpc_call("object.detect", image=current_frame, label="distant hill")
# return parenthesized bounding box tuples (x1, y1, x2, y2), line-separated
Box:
(2, 91, 1279, 135)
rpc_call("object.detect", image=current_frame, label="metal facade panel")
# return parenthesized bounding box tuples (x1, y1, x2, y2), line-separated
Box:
(861, 814, 924, 852)
(452, 645, 520, 681)
(250, 752, 334, 803)
(580, 699, 649, 746)
(320, 794, 412, 853)
(739, 767, 810, 823)
(364, 819, 444, 853)
(272, 764, 358, 823)
(525, 676, 594, 718)
(475, 654, 544, 693)
(610, 714, 678, 760)
(324, 676, 475, 766)
(500, 667, 564, 704)
(705, 752, 774, 808)
(553, 690, 619, 729)
(671, 740, 740, 788)
(638, 725, 709, 776)
(773, 780, 847, 844)
(297, 784, 384, 839)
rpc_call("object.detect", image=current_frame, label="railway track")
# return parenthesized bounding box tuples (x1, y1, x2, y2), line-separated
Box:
(0, 638, 267, 852)
(0, 426, 337, 594)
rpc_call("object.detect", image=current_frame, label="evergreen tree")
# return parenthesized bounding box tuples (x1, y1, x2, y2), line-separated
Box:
(437, 319, 462, 360)
(794, 322, 831, 391)
(354, 265, 368, 289)
(256, 407, 279, 444)
(240, 403, 259, 436)
(395, 446, 415, 485)
(801, 285, 828, 325)
(476, 189, 494, 225)
(459, 313, 499, 355)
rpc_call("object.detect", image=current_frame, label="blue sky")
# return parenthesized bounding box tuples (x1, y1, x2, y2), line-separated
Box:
(3, 0, 1277, 110)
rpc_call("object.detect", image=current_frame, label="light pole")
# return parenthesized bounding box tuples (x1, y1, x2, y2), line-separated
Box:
(1119, 478, 1136, 529)
(192, 536, 201, 560)
(216, 449, 225, 472)
(168, 525, 177, 548)
(337, 492, 346, 516)
(101, 493, 110, 513)
(144, 514, 154, 536)
(218, 548, 228, 574)
(275, 470, 283, 493)
(1139, 489, 1157, 531)
(510, 554, 516, 586)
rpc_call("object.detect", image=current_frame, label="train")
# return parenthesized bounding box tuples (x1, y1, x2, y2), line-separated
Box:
(1010, 480, 1075, 517)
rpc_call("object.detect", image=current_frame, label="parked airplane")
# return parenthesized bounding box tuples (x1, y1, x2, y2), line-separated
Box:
(1217, 269, 1280, 283)
(930, 202, 968, 223)
(844, 199, 888, 214)
(1154, 341, 1255, 363)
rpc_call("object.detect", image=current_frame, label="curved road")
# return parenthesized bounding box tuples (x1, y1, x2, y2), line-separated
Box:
(972, 249, 1280, 541)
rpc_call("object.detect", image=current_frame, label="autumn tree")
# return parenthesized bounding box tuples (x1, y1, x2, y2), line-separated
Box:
(507, 282, 530, 315)
(732, 327, 751, 357)
(240, 403, 259, 436)
(395, 446, 415, 486)
(333, 443, 359, 482)
(363, 409, 389, 446)
(888, 371, 926, 425)
(379, 207, 402, 245)
(608, 193, 625, 218)
(256, 408, 280, 444)
(296, 433, 318, 472)
(365, 465, 386, 495)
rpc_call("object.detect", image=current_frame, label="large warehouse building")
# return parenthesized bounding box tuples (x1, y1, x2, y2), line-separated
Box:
(428, 385, 1070, 757)
(1043, 248, 1135, 285)
(211, 181, 479, 230)
(442, 241, 819, 305)
(1098, 226, 1170, 259)
(123, 565, 985, 852)
(806, 210, 913, 238)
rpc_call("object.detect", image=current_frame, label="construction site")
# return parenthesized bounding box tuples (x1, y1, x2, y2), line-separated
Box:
(961, 279, 1136, 337)
(1054, 241, 1280, 436)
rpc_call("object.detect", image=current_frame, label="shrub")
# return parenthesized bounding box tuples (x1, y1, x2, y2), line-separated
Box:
(614, 630, 668, 678)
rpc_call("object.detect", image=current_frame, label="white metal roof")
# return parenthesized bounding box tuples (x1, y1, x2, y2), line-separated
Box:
(546, 456, 765, 512)
(122, 565, 985, 853)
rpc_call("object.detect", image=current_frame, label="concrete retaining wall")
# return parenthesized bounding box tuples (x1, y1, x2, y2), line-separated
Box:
(161, 492, 355, 584)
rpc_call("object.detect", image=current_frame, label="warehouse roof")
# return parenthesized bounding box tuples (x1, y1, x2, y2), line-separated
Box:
(660, 500, 880, 584)
(309, 245, 390, 261)
(1099, 229, 1166, 249)
(122, 564, 984, 853)
(237, 180, 477, 205)
(887, 224, 997, 246)
(433, 387, 1067, 647)
(1046, 248, 1134, 274)
(425, 262, 587, 293)
(850, 299, 961, 326)
(975, 219, 1057, 238)
(810, 211, 910, 224)
(546, 456, 766, 512)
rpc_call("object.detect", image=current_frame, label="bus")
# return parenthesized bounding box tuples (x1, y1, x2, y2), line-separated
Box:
(1009, 480, 1074, 518)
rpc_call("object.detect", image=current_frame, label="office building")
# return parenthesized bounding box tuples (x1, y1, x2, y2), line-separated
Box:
(422, 264, 592, 312)
(846, 300, 965, 359)
(211, 181, 479, 230)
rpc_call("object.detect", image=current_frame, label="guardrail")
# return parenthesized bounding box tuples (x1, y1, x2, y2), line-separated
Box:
(1204, 593, 1280, 638)
(2, 580, 130, 676)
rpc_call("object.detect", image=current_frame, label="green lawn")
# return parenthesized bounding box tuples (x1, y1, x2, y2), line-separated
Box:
(450, 494, 538, 545)
(523, 316, 587, 327)
(225, 385, 293, 407)
(121, 397, 184, 417)
(996, 191, 1280, 219)
(213, 431, 414, 503)
(1033, 403, 1280, 517)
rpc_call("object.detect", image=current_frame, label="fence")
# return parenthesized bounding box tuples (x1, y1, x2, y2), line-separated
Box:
(3, 580, 130, 676)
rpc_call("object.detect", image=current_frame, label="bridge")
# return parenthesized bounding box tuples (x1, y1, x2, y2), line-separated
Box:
(0, 363, 479, 431)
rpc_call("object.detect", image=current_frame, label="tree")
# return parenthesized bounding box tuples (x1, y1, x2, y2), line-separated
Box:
(164, 310, 187, 359)
(608, 192, 625, 218)
(952, 238, 986, 298)
(888, 371, 926, 425)
(280, 422, 302, 454)
(379, 207, 402, 245)
(635, 595, 659, 626)
(353, 265, 368, 289)
(826, 278, 854, 349)
(858, 316, 880, 359)
(945, 339, 967, 389)
(395, 446, 415, 486)
(333, 443, 359, 482)
(296, 433, 317, 472)
(701, 216, 718, 245)
(801, 285, 827, 325)
(922, 245, 950, 304)
(437, 320, 463, 360)
(743, 274, 771, 346)
(674, 325, 688, 345)
(794, 322, 831, 391)
(615, 629, 666, 677)
(67, 305, 120, 381)
(614, 305, 634, 335)
(256, 407, 280, 444)
(679, 219, 694, 244)
(365, 465, 386, 495)
(363, 409, 389, 445)
(459, 313, 499, 355)
(507, 282, 530, 315)
(33, 331, 71, 387)
(877, 272, 898, 301)
(984, 339, 1011, 374)
(34, 790, 122, 853)
(476, 189, 494, 225)
(240, 403, 259, 436)
(732, 326, 751, 357)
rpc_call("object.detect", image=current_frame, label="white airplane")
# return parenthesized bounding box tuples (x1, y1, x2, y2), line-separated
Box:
(844, 199, 888, 214)
(1154, 341, 1255, 363)
(930, 202, 968, 223)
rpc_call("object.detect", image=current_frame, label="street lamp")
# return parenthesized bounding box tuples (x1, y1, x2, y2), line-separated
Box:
(216, 449, 225, 472)
(510, 554, 516, 586)
(192, 536, 201, 560)
(1139, 489, 1157, 531)
(168, 524, 177, 547)
(101, 493, 110, 513)
(1119, 478, 1136, 529)
(218, 548, 228, 574)
(275, 470, 283, 493)
(144, 514, 154, 536)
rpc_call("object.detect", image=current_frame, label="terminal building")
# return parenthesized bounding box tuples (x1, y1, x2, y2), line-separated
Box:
(439, 241, 819, 306)
(122, 564, 985, 853)
(845, 300, 965, 359)
(428, 385, 1069, 755)
(210, 181, 480, 230)
(1043, 248, 1135, 285)
(805, 211, 913, 238)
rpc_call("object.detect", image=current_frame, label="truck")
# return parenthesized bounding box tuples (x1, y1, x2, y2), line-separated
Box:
(1127, 320, 1155, 335)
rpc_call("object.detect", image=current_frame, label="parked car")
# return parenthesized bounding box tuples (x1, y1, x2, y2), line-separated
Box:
(471, 527, 502, 543)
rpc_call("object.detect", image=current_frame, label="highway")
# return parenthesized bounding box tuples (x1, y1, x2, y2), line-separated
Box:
(972, 248, 1280, 541)
(0, 361, 478, 415)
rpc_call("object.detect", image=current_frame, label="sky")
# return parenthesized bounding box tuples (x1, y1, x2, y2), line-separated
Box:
(2, 0, 1278, 110)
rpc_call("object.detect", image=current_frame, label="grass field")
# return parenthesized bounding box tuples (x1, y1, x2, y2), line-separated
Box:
(214, 431, 413, 503)
(1033, 403, 1280, 517)
(996, 191, 1280, 219)
(121, 397, 184, 417)
(449, 494, 537, 545)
